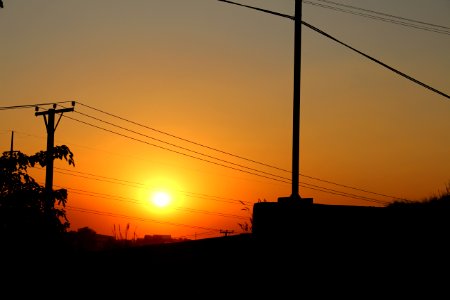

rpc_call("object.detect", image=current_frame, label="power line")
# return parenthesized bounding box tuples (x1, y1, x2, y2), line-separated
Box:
(57, 185, 142, 202)
(304, 0, 450, 35)
(53, 184, 249, 220)
(59, 114, 392, 205)
(69, 188, 248, 220)
(54, 166, 146, 188)
(72, 103, 407, 201)
(300, 182, 388, 205)
(308, 0, 450, 31)
(67, 108, 290, 182)
(48, 161, 388, 205)
(218, 0, 449, 100)
(180, 230, 219, 240)
(62, 186, 249, 220)
(76, 102, 291, 174)
(299, 173, 405, 202)
(301, 20, 450, 99)
(218, 0, 293, 19)
(2, 102, 408, 206)
(44, 168, 253, 206)
(8, 104, 404, 205)
(43, 136, 389, 206)
(66, 205, 222, 232)
(62, 114, 292, 184)
(173, 207, 248, 220)
(0, 101, 74, 111)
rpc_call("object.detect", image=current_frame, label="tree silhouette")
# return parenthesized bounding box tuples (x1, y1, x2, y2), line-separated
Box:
(0, 145, 75, 252)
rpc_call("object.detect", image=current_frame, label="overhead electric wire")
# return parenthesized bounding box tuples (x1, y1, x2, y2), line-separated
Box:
(44, 137, 389, 206)
(304, 0, 450, 35)
(66, 108, 290, 182)
(217, 0, 450, 100)
(173, 207, 248, 220)
(299, 173, 406, 201)
(0, 101, 74, 111)
(301, 20, 450, 99)
(73, 103, 407, 201)
(300, 182, 388, 205)
(50, 164, 387, 205)
(0, 101, 414, 201)
(48, 170, 253, 206)
(180, 230, 220, 239)
(56, 185, 141, 203)
(6, 105, 405, 202)
(63, 114, 292, 185)
(218, 0, 293, 19)
(54, 184, 249, 220)
(60, 113, 394, 205)
(54, 166, 146, 187)
(50, 181, 246, 231)
(53, 169, 144, 188)
(309, 0, 450, 31)
(76, 102, 291, 174)
(10, 105, 404, 205)
(181, 190, 252, 206)
(66, 206, 222, 232)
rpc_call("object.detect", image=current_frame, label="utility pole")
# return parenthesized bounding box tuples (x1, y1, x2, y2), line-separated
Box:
(35, 102, 75, 208)
(290, 0, 302, 201)
(10, 130, 13, 154)
(3, 130, 17, 156)
(10, 130, 14, 155)
(218, 0, 311, 203)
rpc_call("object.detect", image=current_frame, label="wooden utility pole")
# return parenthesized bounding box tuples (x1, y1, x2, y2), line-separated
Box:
(35, 102, 74, 207)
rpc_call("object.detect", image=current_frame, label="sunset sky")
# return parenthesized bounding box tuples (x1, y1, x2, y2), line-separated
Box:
(1, 0, 449, 239)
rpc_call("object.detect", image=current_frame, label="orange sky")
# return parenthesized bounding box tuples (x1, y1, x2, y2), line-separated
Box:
(1, 0, 449, 239)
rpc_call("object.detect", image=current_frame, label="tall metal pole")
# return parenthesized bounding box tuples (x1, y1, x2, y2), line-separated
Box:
(291, 0, 302, 200)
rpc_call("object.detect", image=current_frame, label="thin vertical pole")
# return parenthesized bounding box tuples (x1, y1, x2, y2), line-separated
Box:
(291, 0, 302, 200)
(45, 109, 55, 207)
(45, 109, 55, 206)
(10, 130, 14, 154)
(35, 104, 74, 208)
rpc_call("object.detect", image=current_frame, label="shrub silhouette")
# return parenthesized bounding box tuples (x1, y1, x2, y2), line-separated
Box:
(386, 181, 450, 209)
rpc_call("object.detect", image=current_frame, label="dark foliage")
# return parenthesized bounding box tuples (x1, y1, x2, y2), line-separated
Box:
(0, 145, 75, 252)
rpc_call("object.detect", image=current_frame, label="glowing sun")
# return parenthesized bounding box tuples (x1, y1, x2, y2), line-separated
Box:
(151, 191, 172, 208)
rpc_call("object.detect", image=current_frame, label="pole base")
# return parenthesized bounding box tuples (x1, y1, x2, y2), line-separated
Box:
(278, 195, 313, 204)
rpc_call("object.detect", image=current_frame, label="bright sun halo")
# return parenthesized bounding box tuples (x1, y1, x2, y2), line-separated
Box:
(151, 191, 172, 208)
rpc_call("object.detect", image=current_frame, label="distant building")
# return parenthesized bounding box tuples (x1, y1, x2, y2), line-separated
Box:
(135, 234, 190, 246)
(66, 227, 115, 252)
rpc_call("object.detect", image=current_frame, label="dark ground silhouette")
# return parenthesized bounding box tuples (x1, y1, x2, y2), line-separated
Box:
(3, 201, 448, 297)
